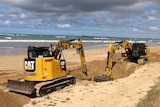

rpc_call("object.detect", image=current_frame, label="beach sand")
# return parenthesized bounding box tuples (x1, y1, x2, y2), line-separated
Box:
(0, 46, 160, 107)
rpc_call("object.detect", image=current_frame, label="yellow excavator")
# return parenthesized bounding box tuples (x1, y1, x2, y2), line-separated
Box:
(7, 39, 87, 97)
(94, 40, 150, 82)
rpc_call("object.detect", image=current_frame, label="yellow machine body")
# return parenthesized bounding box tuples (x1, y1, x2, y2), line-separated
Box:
(24, 57, 67, 81)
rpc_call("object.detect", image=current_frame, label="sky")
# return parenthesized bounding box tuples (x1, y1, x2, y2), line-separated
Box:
(0, 0, 160, 38)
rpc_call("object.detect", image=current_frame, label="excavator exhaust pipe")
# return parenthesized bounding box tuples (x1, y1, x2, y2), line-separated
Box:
(94, 75, 113, 82)
(7, 80, 35, 95)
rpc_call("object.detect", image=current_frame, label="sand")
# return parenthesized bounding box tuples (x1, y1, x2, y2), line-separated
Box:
(0, 46, 160, 107)
(24, 62, 160, 107)
(0, 90, 30, 107)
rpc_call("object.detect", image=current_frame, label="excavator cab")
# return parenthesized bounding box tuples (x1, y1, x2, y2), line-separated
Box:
(131, 43, 146, 58)
(28, 46, 51, 58)
(128, 43, 149, 64)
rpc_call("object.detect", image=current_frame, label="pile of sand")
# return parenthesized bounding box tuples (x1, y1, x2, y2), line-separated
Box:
(111, 62, 138, 79)
(148, 52, 160, 63)
(70, 51, 160, 81)
(0, 89, 30, 107)
(70, 60, 138, 81)
(70, 52, 138, 81)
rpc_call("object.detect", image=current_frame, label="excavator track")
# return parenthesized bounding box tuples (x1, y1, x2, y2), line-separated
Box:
(35, 75, 76, 97)
(137, 58, 147, 65)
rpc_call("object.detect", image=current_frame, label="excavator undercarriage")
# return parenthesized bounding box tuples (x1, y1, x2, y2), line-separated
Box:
(7, 76, 76, 97)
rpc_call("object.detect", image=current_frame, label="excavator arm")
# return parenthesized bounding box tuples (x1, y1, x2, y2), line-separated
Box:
(94, 40, 132, 82)
(52, 39, 87, 76)
(105, 43, 114, 76)
(105, 40, 132, 76)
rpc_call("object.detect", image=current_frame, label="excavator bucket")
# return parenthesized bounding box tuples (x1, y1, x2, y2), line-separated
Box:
(7, 80, 35, 95)
(94, 75, 113, 82)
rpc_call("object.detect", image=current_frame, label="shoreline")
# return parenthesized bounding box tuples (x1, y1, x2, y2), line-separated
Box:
(0, 40, 160, 55)
(0, 45, 159, 55)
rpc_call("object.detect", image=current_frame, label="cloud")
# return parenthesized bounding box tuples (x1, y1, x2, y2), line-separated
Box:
(0, 0, 160, 37)
(4, 20, 10, 25)
(18, 21, 25, 24)
(0, 0, 150, 15)
(20, 13, 27, 18)
(133, 28, 143, 33)
(57, 24, 72, 28)
(149, 26, 159, 31)
(147, 16, 158, 20)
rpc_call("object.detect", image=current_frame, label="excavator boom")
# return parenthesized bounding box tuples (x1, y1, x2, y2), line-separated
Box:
(53, 39, 87, 75)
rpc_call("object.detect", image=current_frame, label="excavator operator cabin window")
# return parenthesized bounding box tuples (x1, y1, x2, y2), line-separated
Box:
(28, 51, 36, 59)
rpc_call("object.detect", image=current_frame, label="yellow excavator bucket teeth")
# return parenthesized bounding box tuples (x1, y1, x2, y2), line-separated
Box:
(7, 80, 35, 95)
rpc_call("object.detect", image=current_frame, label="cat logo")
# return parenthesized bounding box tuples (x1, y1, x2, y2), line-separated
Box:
(25, 60, 35, 71)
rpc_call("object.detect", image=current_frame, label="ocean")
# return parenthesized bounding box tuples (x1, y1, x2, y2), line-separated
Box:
(0, 34, 160, 55)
